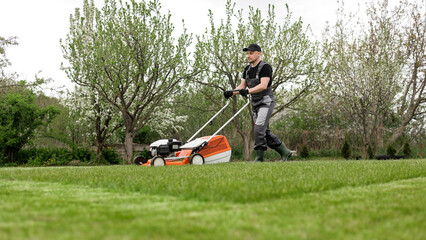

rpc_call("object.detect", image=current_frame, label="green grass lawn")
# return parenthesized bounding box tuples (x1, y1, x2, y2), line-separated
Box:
(0, 159, 425, 240)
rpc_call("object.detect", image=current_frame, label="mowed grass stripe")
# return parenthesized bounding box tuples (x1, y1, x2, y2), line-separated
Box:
(0, 176, 425, 240)
(1, 160, 425, 203)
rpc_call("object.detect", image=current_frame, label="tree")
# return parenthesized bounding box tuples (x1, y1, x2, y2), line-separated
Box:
(0, 91, 59, 162)
(63, 86, 123, 163)
(386, 144, 396, 158)
(61, 0, 192, 163)
(300, 145, 309, 158)
(341, 139, 351, 160)
(192, 1, 323, 160)
(0, 36, 61, 162)
(403, 141, 411, 157)
(367, 144, 374, 159)
(170, 86, 230, 144)
(33, 94, 78, 148)
(388, 0, 426, 144)
(322, 0, 409, 157)
(0, 35, 18, 89)
(1, 36, 50, 95)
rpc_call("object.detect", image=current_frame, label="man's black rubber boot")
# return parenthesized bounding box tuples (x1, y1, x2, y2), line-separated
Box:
(274, 143, 292, 162)
(254, 150, 265, 162)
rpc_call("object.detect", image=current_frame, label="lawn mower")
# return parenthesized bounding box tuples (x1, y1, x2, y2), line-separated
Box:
(137, 91, 249, 166)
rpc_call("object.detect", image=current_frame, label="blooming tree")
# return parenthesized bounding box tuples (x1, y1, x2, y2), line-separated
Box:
(63, 85, 122, 162)
(322, 0, 425, 156)
(61, 0, 192, 163)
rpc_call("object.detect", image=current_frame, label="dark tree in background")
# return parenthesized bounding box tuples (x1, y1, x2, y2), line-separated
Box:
(0, 92, 59, 162)
(341, 140, 351, 160)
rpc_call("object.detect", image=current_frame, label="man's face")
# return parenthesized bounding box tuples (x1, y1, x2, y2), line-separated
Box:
(246, 50, 261, 63)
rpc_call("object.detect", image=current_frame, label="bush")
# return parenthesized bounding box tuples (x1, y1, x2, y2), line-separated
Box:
(403, 142, 411, 158)
(0, 161, 18, 167)
(387, 145, 396, 158)
(231, 146, 244, 161)
(341, 140, 351, 160)
(305, 149, 341, 158)
(133, 126, 160, 144)
(27, 154, 45, 166)
(0, 92, 60, 163)
(367, 144, 374, 159)
(22, 148, 61, 166)
(72, 148, 93, 162)
(13, 148, 40, 165)
(5, 148, 96, 167)
(140, 148, 152, 160)
(102, 147, 122, 164)
(300, 145, 309, 158)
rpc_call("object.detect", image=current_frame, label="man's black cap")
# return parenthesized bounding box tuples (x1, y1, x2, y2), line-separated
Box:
(243, 43, 261, 52)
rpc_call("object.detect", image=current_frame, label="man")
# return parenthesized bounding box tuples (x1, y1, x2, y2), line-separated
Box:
(224, 43, 291, 162)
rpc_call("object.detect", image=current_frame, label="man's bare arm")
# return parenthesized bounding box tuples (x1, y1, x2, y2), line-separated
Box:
(247, 77, 269, 94)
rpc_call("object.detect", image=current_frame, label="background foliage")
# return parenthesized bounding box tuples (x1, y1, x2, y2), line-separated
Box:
(0, 0, 425, 166)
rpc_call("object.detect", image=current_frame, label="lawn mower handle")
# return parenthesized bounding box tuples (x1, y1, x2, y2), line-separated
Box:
(207, 96, 250, 142)
(186, 98, 232, 142)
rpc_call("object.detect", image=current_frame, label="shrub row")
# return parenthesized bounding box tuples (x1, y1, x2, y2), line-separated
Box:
(231, 142, 417, 161)
(1, 147, 122, 167)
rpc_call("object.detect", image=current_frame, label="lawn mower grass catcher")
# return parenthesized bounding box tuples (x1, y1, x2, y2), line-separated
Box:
(137, 91, 249, 166)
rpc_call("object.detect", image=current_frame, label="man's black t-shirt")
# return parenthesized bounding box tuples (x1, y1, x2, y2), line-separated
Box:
(242, 61, 273, 87)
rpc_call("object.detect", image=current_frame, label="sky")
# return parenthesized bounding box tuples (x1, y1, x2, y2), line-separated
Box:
(0, 0, 402, 95)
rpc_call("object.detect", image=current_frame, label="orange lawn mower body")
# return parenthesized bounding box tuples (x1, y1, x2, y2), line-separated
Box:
(137, 92, 249, 166)
(142, 135, 232, 166)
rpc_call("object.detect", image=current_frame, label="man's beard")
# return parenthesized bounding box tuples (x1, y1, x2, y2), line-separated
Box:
(248, 58, 257, 63)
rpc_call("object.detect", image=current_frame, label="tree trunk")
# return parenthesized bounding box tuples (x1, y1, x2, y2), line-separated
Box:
(242, 134, 253, 161)
(8, 150, 14, 163)
(388, 123, 407, 145)
(336, 127, 340, 150)
(362, 122, 368, 159)
(303, 130, 308, 146)
(96, 141, 104, 163)
(375, 127, 379, 156)
(389, 107, 423, 145)
(124, 131, 134, 164)
(389, 60, 425, 144)
(95, 111, 103, 163)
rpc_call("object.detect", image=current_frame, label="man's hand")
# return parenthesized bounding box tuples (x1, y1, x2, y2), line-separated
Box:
(239, 89, 249, 97)
(224, 90, 234, 99)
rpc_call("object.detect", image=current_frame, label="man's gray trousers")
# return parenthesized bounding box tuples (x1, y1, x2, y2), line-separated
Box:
(252, 96, 282, 151)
